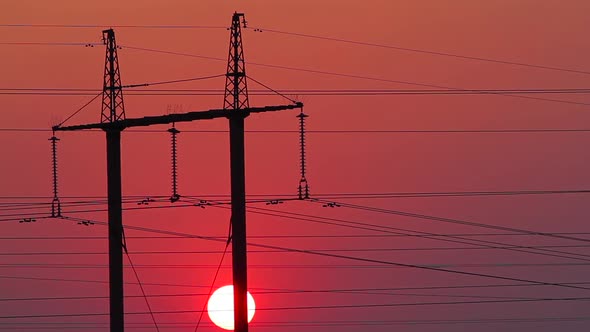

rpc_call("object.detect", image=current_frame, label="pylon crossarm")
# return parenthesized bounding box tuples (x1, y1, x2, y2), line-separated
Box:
(52, 102, 303, 132)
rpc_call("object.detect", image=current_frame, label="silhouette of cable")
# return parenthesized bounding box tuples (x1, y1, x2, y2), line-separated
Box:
(54, 92, 102, 128)
(0, 287, 560, 303)
(5, 194, 589, 263)
(249, 28, 590, 76)
(2, 316, 590, 328)
(121, 45, 590, 107)
(319, 200, 590, 244)
(2, 196, 590, 266)
(0, 274, 212, 289)
(1, 22, 588, 79)
(60, 216, 590, 292)
(122, 73, 225, 88)
(222, 202, 590, 263)
(0, 41, 100, 46)
(5, 261, 590, 270)
(2, 273, 590, 295)
(0, 23, 226, 29)
(245, 75, 298, 103)
(9, 232, 588, 240)
(193, 227, 230, 332)
(3, 317, 590, 328)
(4, 87, 590, 96)
(312, 189, 590, 198)
(276, 199, 590, 261)
(2, 296, 590, 319)
(123, 233, 159, 332)
(174, 196, 590, 263)
(3, 243, 589, 256)
(6, 127, 590, 134)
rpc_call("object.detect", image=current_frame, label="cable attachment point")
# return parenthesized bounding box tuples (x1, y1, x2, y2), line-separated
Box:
(137, 197, 154, 205)
(168, 125, 181, 202)
(297, 108, 310, 200)
(77, 220, 95, 226)
(322, 202, 341, 208)
(194, 200, 211, 209)
(49, 134, 62, 218)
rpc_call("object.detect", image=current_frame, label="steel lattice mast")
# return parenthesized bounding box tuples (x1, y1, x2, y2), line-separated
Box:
(102, 28, 125, 332)
(101, 29, 126, 123)
(224, 12, 250, 332)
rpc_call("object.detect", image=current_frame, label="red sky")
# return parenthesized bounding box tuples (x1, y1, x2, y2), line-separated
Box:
(1, 1, 590, 331)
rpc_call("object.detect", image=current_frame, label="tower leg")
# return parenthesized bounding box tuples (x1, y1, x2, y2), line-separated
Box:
(230, 113, 248, 332)
(106, 129, 124, 332)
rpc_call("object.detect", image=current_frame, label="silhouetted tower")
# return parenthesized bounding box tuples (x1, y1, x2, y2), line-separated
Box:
(102, 28, 125, 332)
(53, 17, 301, 332)
(224, 12, 250, 332)
(101, 29, 126, 123)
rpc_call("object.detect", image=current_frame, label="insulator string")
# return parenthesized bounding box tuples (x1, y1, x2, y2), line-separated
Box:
(297, 107, 310, 199)
(49, 133, 61, 217)
(168, 125, 180, 202)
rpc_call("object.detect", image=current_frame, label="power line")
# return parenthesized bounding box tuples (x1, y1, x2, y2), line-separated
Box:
(0, 288, 562, 303)
(4, 88, 590, 97)
(59, 216, 590, 292)
(321, 200, 590, 244)
(123, 238, 159, 331)
(193, 236, 230, 332)
(55, 92, 101, 127)
(5, 22, 589, 77)
(5, 128, 590, 134)
(2, 296, 590, 319)
(3, 262, 590, 270)
(0, 41, 99, 46)
(4, 188, 589, 218)
(121, 45, 590, 107)
(0, 24, 226, 29)
(121, 73, 225, 88)
(11, 232, 588, 240)
(1, 317, 590, 328)
(250, 27, 590, 76)
(3, 195, 590, 265)
(224, 202, 590, 263)
(2, 273, 589, 293)
(2, 243, 589, 256)
(4, 87, 590, 94)
(3, 40, 590, 106)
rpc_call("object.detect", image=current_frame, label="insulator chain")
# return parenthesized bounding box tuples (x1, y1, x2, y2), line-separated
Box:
(168, 125, 181, 202)
(297, 108, 310, 200)
(49, 134, 62, 217)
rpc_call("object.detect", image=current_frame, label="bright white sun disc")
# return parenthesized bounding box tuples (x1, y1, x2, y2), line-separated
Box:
(207, 285, 255, 330)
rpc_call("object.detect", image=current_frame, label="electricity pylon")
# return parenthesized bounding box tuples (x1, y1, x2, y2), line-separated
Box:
(224, 12, 250, 332)
(53, 15, 302, 332)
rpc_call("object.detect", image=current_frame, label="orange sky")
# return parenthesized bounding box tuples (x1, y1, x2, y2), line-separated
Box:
(1, 1, 590, 331)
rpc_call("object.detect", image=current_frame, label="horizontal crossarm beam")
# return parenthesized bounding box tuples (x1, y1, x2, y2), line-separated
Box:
(53, 102, 303, 131)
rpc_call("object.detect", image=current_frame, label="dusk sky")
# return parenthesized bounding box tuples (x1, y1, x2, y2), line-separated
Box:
(1, 1, 590, 331)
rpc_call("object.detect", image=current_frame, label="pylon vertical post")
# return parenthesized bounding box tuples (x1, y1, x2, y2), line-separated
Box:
(224, 12, 250, 332)
(101, 28, 125, 332)
(106, 129, 124, 332)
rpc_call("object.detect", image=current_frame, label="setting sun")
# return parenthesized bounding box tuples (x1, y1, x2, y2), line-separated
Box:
(207, 285, 256, 330)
